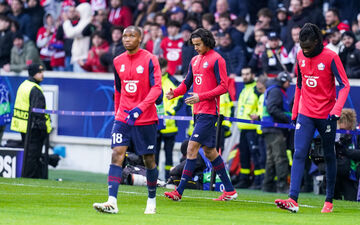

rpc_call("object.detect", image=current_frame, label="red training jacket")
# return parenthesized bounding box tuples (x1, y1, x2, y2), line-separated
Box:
(292, 48, 350, 120)
(160, 37, 183, 75)
(113, 49, 162, 125)
(173, 49, 229, 115)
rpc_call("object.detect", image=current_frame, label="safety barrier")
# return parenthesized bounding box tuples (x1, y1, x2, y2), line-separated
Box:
(32, 108, 360, 135)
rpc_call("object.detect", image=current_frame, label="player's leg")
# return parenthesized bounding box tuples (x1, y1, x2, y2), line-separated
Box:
(155, 132, 162, 165)
(134, 123, 158, 214)
(164, 140, 201, 200)
(163, 134, 175, 180)
(203, 146, 238, 201)
(316, 118, 337, 212)
(93, 121, 129, 214)
(275, 114, 315, 212)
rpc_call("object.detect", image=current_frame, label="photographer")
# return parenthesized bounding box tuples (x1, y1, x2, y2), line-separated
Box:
(334, 108, 360, 201)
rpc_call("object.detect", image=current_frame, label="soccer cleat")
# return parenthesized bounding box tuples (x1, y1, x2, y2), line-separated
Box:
(321, 202, 333, 213)
(144, 198, 156, 214)
(93, 201, 118, 214)
(213, 190, 238, 201)
(164, 189, 182, 201)
(275, 198, 299, 213)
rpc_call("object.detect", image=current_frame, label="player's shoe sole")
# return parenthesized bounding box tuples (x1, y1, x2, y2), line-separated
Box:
(275, 198, 299, 213)
(93, 202, 118, 214)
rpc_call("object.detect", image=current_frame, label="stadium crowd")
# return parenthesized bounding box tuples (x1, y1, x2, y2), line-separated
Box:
(2, 0, 360, 201)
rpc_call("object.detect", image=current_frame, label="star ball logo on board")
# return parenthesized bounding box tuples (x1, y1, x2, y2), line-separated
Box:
(124, 80, 139, 93)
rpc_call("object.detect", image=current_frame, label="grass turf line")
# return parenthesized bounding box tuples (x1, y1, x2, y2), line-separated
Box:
(0, 172, 360, 225)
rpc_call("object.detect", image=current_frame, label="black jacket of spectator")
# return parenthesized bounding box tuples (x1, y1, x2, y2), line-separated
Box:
(261, 47, 291, 76)
(215, 43, 246, 76)
(302, 4, 325, 29)
(262, 78, 291, 134)
(210, 0, 248, 19)
(25, 4, 45, 42)
(339, 44, 360, 79)
(56, 21, 76, 57)
(181, 41, 197, 75)
(0, 27, 13, 67)
(284, 13, 311, 51)
(100, 41, 126, 72)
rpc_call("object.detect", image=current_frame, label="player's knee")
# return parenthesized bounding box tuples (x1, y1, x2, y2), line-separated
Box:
(143, 154, 156, 169)
(111, 147, 126, 164)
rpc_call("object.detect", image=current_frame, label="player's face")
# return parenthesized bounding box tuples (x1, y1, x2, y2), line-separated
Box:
(300, 39, 317, 57)
(122, 28, 141, 52)
(192, 37, 209, 55)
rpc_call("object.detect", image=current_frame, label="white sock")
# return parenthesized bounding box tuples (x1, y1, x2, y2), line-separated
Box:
(108, 196, 117, 206)
(147, 197, 156, 206)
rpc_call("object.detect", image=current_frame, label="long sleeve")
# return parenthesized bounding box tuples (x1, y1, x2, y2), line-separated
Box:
(198, 58, 228, 101)
(137, 57, 162, 112)
(114, 70, 121, 114)
(330, 55, 350, 117)
(173, 65, 193, 98)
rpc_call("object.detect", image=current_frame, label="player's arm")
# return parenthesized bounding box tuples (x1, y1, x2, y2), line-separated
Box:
(330, 54, 350, 117)
(137, 57, 162, 112)
(114, 70, 121, 115)
(197, 57, 228, 101)
(170, 63, 194, 99)
(292, 62, 302, 121)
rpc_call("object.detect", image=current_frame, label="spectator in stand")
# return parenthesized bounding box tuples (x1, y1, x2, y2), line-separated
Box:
(288, 26, 301, 72)
(275, 5, 288, 43)
(322, 8, 350, 35)
(108, 0, 132, 28)
(351, 14, 360, 41)
(36, 12, 56, 70)
(213, 0, 237, 22)
(142, 22, 162, 54)
(62, 2, 92, 73)
(0, 15, 13, 68)
(180, 24, 196, 76)
(93, 9, 112, 44)
(154, 12, 167, 36)
(169, 6, 185, 25)
(234, 17, 248, 39)
(25, 0, 45, 42)
(247, 8, 278, 49)
(56, 5, 77, 71)
(339, 31, 360, 79)
(3, 32, 42, 73)
(261, 31, 291, 77)
(8, 0, 32, 40)
(187, 0, 204, 25)
(329, 0, 360, 27)
(133, 0, 158, 27)
(284, 0, 311, 51)
(201, 13, 215, 31)
(217, 12, 245, 49)
(79, 31, 109, 72)
(0, 1, 9, 17)
(100, 26, 125, 72)
(302, 0, 325, 28)
(160, 20, 183, 75)
(325, 27, 343, 54)
(248, 29, 267, 76)
(91, 0, 107, 12)
(215, 32, 246, 78)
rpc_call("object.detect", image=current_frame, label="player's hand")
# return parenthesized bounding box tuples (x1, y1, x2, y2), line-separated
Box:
(185, 92, 200, 105)
(328, 114, 340, 121)
(124, 107, 142, 126)
(166, 88, 175, 100)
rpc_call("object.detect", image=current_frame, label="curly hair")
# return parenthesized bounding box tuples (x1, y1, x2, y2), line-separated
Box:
(299, 23, 323, 44)
(339, 108, 357, 130)
(190, 28, 216, 49)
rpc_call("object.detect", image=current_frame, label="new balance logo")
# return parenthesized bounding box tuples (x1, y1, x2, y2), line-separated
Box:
(193, 134, 199, 138)
(325, 125, 331, 133)
(148, 145, 154, 149)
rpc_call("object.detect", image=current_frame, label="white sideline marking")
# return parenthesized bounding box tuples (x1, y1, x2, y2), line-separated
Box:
(0, 182, 317, 208)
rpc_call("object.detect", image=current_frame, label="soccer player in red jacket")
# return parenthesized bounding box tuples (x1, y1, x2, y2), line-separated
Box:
(164, 28, 237, 201)
(93, 26, 162, 214)
(275, 23, 350, 213)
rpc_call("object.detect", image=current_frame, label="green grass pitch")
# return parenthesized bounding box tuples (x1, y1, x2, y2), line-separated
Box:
(1, 170, 360, 225)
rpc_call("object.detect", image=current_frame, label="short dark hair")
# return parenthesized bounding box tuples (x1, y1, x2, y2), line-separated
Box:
(124, 26, 142, 36)
(167, 20, 181, 28)
(190, 28, 216, 49)
(111, 26, 124, 33)
(91, 31, 104, 40)
(241, 66, 253, 74)
(202, 13, 215, 25)
(219, 12, 231, 20)
(257, 8, 273, 19)
(327, 8, 339, 19)
(234, 17, 248, 26)
(299, 23, 323, 43)
(158, 57, 168, 69)
(149, 22, 161, 28)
